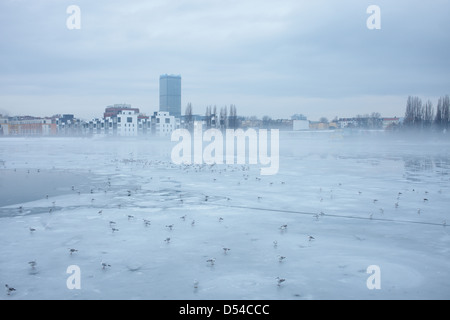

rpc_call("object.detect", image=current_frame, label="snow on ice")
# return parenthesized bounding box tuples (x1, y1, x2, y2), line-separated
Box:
(0, 133, 449, 300)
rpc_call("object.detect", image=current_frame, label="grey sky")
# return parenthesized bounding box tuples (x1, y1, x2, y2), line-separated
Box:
(0, 0, 449, 120)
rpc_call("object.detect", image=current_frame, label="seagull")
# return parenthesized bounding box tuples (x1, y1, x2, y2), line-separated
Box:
(111, 228, 119, 233)
(278, 255, 286, 262)
(98, 210, 103, 215)
(109, 221, 116, 227)
(424, 198, 429, 202)
(5, 285, 16, 296)
(191, 220, 195, 226)
(308, 235, 315, 241)
(273, 241, 278, 248)
(143, 219, 151, 227)
(276, 277, 285, 286)
(180, 215, 187, 221)
(223, 248, 231, 254)
(101, 261, 111, 270)
(193, 280, 199, 290)
(166, 224, 174, 231)
(164, 237, 171, 243)
(127, 215, 134, 220)
(29, 227, 36, 233)
(205, 196, 209, 202)
(69, 248, 78, 255)
(219, 217, 224, 222)
(279, 225, 288, 231)
(206, 258, 216, 266)
(28, 260, 37, 269)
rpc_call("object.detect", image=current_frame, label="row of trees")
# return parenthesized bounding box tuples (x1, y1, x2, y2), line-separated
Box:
(184, 104, 239, 131)
(404, 95, 450, 130)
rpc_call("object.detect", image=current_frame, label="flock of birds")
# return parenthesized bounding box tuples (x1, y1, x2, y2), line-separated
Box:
(3, 159, 448, 298)
(6, 200, 302, 296)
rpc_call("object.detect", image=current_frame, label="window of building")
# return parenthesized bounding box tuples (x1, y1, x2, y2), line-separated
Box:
(118, 117, 121, 123)
(157, 118, 160, 124)
(127, 117, 133, 123)
(165, 118, 170, 124)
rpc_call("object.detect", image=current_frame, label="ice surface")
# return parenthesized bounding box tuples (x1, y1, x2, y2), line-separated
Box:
(0, 134, 449, 300)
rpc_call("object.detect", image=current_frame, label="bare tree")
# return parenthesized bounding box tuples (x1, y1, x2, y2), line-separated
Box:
(434, 95, 449, 130)
(442, 95, 450, 130)
(319, 117, 329, 124)
(423, 100, 434, 130)
(369, 112, 382, 129)
(205, 106, 212, 129)
(219, 106, 228, 130)
(404, 96, 423, 128)
(212, 105, 217, 128)
(229, 104, 238, 129)
(262, 116, 272, 129)
(185, 103, 193, 132)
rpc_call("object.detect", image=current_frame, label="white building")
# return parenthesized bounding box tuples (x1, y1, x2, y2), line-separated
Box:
(117, 110, 138, 136)
(153, 111, 176, 137)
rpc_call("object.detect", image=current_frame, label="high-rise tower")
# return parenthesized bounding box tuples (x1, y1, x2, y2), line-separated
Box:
(159, 74, 181, 117)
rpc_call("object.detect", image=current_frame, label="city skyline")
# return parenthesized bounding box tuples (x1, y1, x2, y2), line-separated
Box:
(0, 1, 449, 121)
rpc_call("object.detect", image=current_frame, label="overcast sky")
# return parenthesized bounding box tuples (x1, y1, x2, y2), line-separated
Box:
(0, 0, 449, 120)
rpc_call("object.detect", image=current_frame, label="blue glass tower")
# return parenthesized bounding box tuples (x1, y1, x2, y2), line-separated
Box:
(159, 74, 181, 117)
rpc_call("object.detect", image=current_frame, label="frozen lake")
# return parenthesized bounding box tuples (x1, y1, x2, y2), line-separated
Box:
(0, 133, 449, 300)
